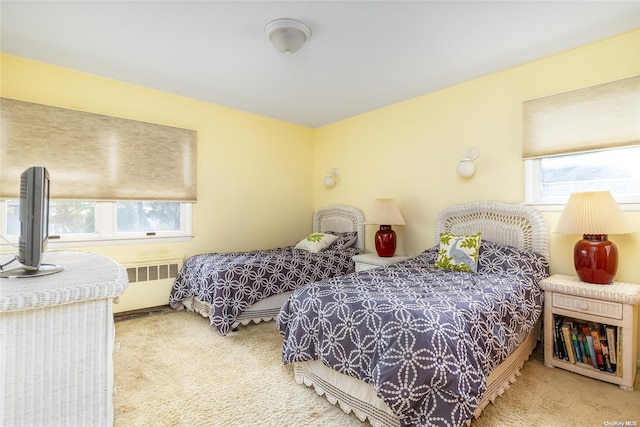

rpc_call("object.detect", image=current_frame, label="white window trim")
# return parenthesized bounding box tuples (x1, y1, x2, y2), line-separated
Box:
(524, 159, 640, 212)
(0, 201, 193, 251)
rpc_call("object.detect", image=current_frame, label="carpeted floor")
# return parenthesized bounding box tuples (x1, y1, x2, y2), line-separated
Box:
(113, 309, 639, 427)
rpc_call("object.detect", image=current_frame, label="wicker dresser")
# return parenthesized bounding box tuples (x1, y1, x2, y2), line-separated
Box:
(0, 251, 128, 426)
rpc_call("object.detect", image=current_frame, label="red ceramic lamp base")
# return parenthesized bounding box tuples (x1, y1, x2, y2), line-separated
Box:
(375, 225, 396, 257)
(574, 234, 618, 285)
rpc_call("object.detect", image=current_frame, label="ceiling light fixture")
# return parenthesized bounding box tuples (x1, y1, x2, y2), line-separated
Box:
(264, 18, 311, 55)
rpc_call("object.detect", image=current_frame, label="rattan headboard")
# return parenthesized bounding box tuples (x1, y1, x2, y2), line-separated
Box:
(313, 205, 365, 251)
(434, 201, 549, 260)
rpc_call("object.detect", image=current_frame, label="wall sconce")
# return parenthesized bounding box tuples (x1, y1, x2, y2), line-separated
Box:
(264, 18, 311, 54)
(323, 168, 339, 188)
(456, 147, 479, 178)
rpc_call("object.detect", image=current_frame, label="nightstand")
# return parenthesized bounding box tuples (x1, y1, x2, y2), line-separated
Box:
(539, 274, 640, 390)
(353, 253, 409, 272)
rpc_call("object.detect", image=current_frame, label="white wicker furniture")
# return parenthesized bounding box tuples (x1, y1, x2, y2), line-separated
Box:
(291, 200, 549, 427)
(540, 274, 639, 390)
(0, 250, 128, 427)
(353, 253, 409, 272)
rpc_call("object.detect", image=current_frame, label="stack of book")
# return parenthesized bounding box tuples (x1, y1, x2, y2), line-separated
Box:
(552, 315, 622, 376)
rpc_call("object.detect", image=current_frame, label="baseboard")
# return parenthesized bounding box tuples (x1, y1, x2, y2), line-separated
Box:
(114, 304, 171, 321)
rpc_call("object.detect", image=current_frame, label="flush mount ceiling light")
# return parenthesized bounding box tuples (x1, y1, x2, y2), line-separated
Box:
(264, 18, 311, 54)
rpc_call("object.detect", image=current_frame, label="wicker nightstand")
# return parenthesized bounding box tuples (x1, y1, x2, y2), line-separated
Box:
(353, 253, 409, 272)
(539, 274, 640, 390)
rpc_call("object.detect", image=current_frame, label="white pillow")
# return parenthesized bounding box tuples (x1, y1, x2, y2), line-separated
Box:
(294, 233, 339, 253)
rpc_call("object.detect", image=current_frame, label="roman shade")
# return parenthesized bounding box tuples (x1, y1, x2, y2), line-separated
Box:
(522, 75, 640, 159)
(0, 97, 197, 201)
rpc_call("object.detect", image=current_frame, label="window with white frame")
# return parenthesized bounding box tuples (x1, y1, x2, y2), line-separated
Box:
(0, 98, 196, 246)
(525, 146, 640, 208)
(1, 200, 192, 246)
(522, 75, 640, 210)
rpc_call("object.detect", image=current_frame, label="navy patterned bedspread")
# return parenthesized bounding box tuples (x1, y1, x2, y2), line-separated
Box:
(277, 241, 549, 427)
(169, 246, 360, 335)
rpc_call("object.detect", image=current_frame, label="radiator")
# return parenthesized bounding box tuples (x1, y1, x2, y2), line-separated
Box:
(122, 258, 183, 284)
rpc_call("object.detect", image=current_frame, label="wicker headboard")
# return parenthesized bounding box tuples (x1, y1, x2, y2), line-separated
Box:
(434, 201, 549, 261)
(313, 205, 365, 251)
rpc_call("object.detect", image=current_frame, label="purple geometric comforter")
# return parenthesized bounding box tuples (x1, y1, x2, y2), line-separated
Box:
(277, 241, 549, 427)
(169, 245, 360, 335)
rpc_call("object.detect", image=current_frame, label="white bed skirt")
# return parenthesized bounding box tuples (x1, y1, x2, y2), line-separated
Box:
(292, 321, 541, 427)
(180, 292, 292, 329)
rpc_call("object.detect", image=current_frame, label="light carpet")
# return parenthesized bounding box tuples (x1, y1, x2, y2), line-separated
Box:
(114, 309, 639, 427)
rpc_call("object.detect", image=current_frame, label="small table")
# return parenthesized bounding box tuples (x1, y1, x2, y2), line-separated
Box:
(353, 253, 410, 272)
(539, 274, 639, 390)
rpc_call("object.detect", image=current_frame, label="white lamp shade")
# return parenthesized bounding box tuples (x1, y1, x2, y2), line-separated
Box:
(554, 191, 634, 235)
(365, 199, 406, 226)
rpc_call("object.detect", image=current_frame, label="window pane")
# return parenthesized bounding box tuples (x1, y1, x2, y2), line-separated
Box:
(5, 200, 20, 235)
(540, 146, 640, 200)
(3, 200, 96, 236)
(117, 201, 181, 233)
(50, 201, 96, 234)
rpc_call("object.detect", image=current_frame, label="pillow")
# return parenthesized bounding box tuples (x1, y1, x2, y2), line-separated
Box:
(294, 233, 339, 253)
(433, 232, 481, 273)
(477, 240, 550, 280)
(325, 231, 358, 250)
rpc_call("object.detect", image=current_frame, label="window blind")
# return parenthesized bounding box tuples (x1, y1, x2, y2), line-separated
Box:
(522, 75, 640, 159)
(0, 98, 197, 201)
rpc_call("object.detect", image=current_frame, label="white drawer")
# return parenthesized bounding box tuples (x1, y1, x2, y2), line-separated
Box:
(552, 293, 623, 320)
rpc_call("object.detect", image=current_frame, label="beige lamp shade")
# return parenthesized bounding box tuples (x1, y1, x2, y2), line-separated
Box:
(365, 199, 406, 226)
(554, 191, 634, 235)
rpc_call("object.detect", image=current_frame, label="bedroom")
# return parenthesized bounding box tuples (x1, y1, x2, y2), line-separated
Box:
(0, 1, 639, 425)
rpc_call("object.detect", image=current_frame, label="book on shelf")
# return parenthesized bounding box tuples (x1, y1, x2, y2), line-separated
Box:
(605, 325, 617, 365)
(577, 331, 591, 366)
(561, 322, 576, 364)
(551, 315, 622, 376)
(570, 329, 583, 363)
(616, 327, 622, 377)
(590, 327, 607, 371)
(582, 329, 599, 370)
(600, 339, 615, 373)
(553, 316, 568, 361)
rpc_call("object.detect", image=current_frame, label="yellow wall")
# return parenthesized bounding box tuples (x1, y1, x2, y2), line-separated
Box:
(0, 53, 316, 311)
(314, 28, 640, 358)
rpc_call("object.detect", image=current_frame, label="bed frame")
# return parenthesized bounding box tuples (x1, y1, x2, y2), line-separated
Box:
(290, 201, 549, 426)
(181, 204, 365, 329)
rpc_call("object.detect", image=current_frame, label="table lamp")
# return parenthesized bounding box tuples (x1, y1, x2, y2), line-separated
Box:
(554, 191, 634, 284)
(365, 199, 406, 257)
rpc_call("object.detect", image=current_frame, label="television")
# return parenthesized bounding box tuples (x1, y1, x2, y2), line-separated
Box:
(0, 166, 63, 278)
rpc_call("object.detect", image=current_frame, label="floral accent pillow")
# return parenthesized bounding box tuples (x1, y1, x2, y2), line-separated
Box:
(433, 232, 482, 273)
(294, 233, 339, 253)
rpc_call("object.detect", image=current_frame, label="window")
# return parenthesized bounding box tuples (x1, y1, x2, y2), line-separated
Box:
(525, 146, 640, 209)
(522, 76, 640, 210)
(0, 98, 197, 248)
(1, 200, 192, 247)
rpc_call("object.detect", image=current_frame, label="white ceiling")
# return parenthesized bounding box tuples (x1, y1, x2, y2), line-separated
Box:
(2, 1, 639, 128)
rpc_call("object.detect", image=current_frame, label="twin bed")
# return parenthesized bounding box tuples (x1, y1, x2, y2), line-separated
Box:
(277, 201, 550, 427)
(169, 200, 550, 426)
(169, 204, 365, 335)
